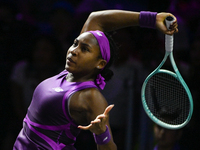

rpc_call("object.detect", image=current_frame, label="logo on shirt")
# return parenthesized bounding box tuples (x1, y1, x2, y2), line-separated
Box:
(103, 137, 108, 142)
(52, 87, 64, 92)
(97, 32, 102, 36)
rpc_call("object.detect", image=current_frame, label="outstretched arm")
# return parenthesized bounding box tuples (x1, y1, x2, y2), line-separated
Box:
(81, 10, 178, 35)
(69, 88, 117, 150)
(78, 105, 116, 150)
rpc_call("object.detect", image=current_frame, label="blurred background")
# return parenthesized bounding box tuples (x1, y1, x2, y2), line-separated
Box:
(0, 0, 200, 149)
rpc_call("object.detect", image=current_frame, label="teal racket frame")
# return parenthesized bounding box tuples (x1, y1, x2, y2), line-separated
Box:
(141, 51, 193, 129)
(141, 16, 193, 129)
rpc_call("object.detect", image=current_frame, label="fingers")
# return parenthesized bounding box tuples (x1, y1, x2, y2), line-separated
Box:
(78, 115, 105, 130)
(103, 104, 114, 115)
(166, 29, 178, 35)
(167, 15, 178, 35)
(166, 28, 178, 35)
(165, 21, 178, 35)
(156, 12, 179, 35)
(91, 114, 105, 123)
(78, 124, 92, 130)
(78, 105, 114, 131)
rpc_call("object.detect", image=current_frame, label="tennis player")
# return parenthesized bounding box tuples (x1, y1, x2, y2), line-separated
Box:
(13, 10, 178, 150)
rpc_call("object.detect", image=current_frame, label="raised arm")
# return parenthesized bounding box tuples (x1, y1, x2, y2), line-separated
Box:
(81, 10, 178, 35)
(81, 10, 140, 33)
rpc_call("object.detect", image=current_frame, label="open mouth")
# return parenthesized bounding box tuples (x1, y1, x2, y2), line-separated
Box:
(67, 57, 75, 63)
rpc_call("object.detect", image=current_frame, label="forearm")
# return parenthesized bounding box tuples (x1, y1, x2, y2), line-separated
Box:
(81, 10, 178, 35)
(81, 10, 140, 33)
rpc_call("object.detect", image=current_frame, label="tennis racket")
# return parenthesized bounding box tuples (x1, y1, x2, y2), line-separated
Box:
(141, 16, 193, 129)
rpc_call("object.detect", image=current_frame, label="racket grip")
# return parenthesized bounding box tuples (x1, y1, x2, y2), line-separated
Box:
(165, 34, 173, 52)
(165, 16, 175, 30)
(165, 16, 175, 52)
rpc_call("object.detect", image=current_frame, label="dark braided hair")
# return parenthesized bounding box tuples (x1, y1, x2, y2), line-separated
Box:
(100, 32, 119, 81)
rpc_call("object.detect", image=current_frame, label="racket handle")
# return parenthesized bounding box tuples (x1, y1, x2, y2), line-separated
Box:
(165, 16, 175, 52)
(165, 16, 175, 30)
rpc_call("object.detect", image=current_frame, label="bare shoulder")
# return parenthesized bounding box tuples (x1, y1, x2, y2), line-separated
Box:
(81, 88, 107, 104)
(69, 88, 108, 125)
(76, 88, 108, 113)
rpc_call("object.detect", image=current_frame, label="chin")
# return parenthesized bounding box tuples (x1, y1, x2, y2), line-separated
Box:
(65, 65, 69, 71)
(65, 67, 70, 71)
(65, 66, 74, 73)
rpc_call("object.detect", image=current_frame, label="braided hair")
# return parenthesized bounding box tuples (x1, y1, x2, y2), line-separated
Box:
(100, 32, 119, 81)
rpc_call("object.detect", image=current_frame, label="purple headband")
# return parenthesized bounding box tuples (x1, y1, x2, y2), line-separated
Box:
(88, 30, 110, 90)
(88, 30, 110, 63)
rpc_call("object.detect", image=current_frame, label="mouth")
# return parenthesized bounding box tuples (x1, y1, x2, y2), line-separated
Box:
(67, 57, 75, 64)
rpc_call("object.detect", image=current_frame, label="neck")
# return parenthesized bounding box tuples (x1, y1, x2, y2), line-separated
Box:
(66, 72, 95, 82)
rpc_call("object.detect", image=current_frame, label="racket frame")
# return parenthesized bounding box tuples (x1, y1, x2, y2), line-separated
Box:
(141, 16, 193, 129)
(141, 50, 193, 129)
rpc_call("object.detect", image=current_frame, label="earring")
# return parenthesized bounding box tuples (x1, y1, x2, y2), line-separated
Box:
(97, 66, 100, 69)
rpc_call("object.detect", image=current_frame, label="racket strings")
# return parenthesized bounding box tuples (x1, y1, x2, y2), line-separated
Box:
(145, 73, 190, 125)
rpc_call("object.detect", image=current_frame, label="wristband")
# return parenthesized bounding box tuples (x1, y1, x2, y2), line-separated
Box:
(93, 125, 111, 145)
(139, 11, 157, 29)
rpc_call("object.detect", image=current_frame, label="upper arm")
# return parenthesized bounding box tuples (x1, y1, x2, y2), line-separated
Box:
(69, 88, 109, 125)
(83, 88, 108, 122)
(80, 11, 104, 34)
(80, 10, 140, 34)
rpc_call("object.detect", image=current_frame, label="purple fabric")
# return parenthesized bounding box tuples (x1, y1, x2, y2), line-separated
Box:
(139, 11, 157, 29)
(13, 127, 45, 150)
(93, 125, 111, 145)
(13, 70, 98, 150)
(88, 30, 110, 90)
(88, 30, 110, 63)
(24, 114, 71, 130)
(24, 117, 66, 150)
(96, 74, 106, 90)
(13, 126, 77, 150)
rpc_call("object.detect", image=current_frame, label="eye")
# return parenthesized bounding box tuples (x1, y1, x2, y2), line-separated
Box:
(73, 40, 78, 47)
(81, 46, 89, 52)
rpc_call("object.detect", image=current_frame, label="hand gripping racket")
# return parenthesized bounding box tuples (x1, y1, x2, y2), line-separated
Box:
(141, 16, 193, 129)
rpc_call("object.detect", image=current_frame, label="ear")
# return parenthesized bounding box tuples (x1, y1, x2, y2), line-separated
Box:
(96, 59, 107, 70)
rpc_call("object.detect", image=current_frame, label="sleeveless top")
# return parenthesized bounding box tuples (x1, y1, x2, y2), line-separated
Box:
(13, 70, 98, 150)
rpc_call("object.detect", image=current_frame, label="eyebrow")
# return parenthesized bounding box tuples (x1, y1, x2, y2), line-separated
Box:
(75, 38, 92, 48)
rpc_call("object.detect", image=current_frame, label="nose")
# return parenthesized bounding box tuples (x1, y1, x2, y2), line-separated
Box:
(69, 47, 78, 56)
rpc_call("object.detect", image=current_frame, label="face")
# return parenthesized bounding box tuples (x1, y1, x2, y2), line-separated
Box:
(65, 32, 105, 78)
(154, 124, 182, 147)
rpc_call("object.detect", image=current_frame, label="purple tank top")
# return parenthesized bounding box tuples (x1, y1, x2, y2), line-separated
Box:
(13, 70, 98, 150)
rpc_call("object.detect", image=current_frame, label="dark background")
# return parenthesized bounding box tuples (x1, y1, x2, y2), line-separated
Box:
(1, 0, 200, 149)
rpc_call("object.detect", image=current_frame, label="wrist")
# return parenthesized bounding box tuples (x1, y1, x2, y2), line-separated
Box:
(139, 11, 157, 29)
(93, 125, 111, 145)
(94, 125, 107, 135)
